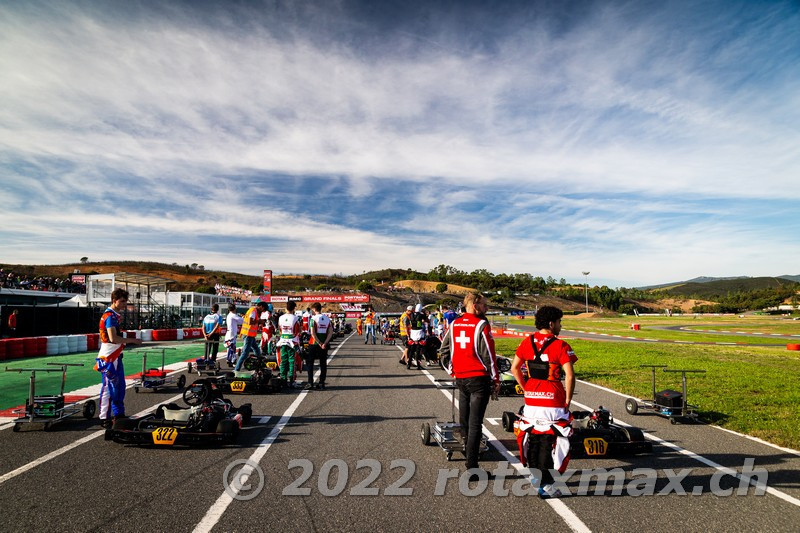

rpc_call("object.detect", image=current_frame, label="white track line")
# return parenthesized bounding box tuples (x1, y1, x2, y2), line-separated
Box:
(193, 333, 353, 533)
(401, 346, 591, 533)
(0, 391, 184, 485)
(570, 399, 800, 508)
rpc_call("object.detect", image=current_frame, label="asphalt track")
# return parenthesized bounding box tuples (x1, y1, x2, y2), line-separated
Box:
(0, 334, 799, 532)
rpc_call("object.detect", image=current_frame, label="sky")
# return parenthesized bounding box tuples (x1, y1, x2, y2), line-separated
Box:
(1, 0, 799, 288)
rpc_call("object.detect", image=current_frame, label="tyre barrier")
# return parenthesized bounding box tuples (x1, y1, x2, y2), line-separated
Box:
(140, 329, 153, 342)
(176, 328, 184, 341)
(46, 336, 60, 355)
(788, 344, 800, 351)
(8, 339, 25, 359)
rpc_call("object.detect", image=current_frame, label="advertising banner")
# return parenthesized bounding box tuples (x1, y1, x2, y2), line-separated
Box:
(263, 270, 272, 295)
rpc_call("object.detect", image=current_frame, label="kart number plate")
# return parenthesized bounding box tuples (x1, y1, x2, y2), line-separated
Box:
(230, 381, 247, 393)
(514, 384, 524, 395)
(584, 437, 608, 456)
(152, 427, 179, 445)
(266, 362, 277, 370)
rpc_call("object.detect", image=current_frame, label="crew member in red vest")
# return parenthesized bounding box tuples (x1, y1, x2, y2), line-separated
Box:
(440, 292, 499, 474)
(511, 305, 577, 499)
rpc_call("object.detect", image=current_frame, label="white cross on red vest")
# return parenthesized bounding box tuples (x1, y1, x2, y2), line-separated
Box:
(455, 330, 470, 350)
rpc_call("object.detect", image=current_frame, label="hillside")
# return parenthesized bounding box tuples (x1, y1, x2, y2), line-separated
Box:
(656, 276, 798, 299)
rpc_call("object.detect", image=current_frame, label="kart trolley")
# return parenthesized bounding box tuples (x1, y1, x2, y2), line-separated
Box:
(625, 365, 706, 424)
(188, 339, 222, 376)
(420, 379, 489, 461)
(132, 348, 186, 393)
(5, 363, 96, 432)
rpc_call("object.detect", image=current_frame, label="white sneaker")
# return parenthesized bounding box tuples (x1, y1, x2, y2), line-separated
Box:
(528, 473, 540, 488)
(538, 484, 563, 499)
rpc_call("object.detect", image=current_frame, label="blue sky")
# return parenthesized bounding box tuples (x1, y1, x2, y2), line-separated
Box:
(1, 0, 799, 287)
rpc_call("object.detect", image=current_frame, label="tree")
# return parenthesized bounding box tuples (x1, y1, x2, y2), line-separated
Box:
(435, 283, 448, 293)
(356, 281, 373, 292)
(198, 265, 205, 271)
(80, 257, 88, 264)
(191, 263, 198, 270)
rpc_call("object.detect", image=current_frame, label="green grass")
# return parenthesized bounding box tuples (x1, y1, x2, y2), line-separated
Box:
(505, 316, 795, 345)
(1, 344, 203, 410)
(495, 337, 800, 450)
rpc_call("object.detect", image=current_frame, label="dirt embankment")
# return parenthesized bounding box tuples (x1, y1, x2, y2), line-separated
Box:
(391, 280, 477, 295)
(633, 297, 717, 313)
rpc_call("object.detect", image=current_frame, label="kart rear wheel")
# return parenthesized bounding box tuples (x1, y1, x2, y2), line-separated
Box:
(621, 426, 645, 443)
(134, 387, 139, 393)
(177, 375, 186, 390)
(112, 418, 139, 431)
(12, 423, 20, 432)
(502, 412, 515, 433)
(217, 419, 239, 444)
(421, 423, 431, 445)
(669, 417, 678, 425)
(239, 404, 253, 426)
(83, 400, 96, 420)
(187, 362, 193, 373)
(625, 398, 639, 415)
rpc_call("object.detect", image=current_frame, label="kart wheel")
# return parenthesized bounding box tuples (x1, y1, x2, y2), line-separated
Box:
(43, 422, 52, 432)
(134, 387, 139, 393)
(239, 404, 253, 426)
(446, 451, 453, 461)
(621, 426, 645, 443)
(502, 412, 515, 433)
(104, 429, 113, 441)
(669, 417, 677, 425)
(421, 423, 431, 445)
(112, 418, 139, 431)
(83, 400, 96, 420)
(12, 423, 20, 432)
(177, 375, 186, 389)
(625, 398, 639, 415)
(187, 362, 193, 373)
(217, 419, 239, 444)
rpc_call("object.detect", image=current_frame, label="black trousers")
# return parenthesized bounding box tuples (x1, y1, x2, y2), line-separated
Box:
(527, 433, 557, 485)
(407, 342, 423, 367)
(204, 333, 220, 360)
(456, 376, 491, 469)
(307, 344, 328, 385)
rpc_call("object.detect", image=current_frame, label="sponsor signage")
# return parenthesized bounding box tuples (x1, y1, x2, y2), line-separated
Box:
(263, 270, 272, 295)
(70, 274, 86, 285)
(258, 294, 370, 304)
(340, 304, 365, 312)
(345, 312, 363, 319)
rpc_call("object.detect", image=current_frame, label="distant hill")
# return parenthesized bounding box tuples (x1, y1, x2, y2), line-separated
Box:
(638, 276, 750, 290)
(656, 277, 798, 299)
(778, 275, 800, 283)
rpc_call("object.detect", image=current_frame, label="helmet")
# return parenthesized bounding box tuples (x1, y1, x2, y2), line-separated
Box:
(414, 304, 423, 313)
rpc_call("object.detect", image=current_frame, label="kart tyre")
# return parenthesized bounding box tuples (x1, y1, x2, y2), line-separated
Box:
(239, 404, 253, 426)
(104, 429, 113, 441)
(217, 419, 239, 444)
(625, 398, 639, 415)
(13, 423, 20, 432)
(83, 400, 96, 420)
(502, 412, 515, 433)
(112, 418, 138, 431)
(621, 426, 645, 442)
(177, 375, 186, 389)
(134, 387, 139, 393)
(421, 422, 431, 445)
(43, 422, 52, 432)
(446, 451, 453, 461)
(187, 362, 193, 373)
(669, 417, 677, 425)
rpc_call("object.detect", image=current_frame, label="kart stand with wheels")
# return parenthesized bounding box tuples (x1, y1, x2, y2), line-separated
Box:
(5, 362, 96, 432)
(625, 365, 706, 424)
(132, 348, 186, 393)
(189, 340, 222, 375)
(420, 379, 489, 461)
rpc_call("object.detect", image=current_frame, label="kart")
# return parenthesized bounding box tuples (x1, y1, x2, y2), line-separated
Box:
(213, 368, 284, 394)
(501, 405, 652, 458)
(104, 379, 252, 446)
(495, 356, 524, 396)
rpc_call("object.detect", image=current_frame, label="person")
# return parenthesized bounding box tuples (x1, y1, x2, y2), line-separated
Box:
(356, 315, 363, 336)
(440, 292, 499, 474)
(234, 301, 268, 371)
(224, 303, 243, 366)
(302, 307, 312, 333)
(398, 305, 412, 364)
(428, 311, 441, 340)
(406, 304, 428, 370)
(306, 303, 333, 390)
(7, 309, 18, 337)
(260, 303, 275, 354)
(201, 303, 223, 362)
(510, 305, 577, 499)
(96, 288, 142, 427)
(276, 301, 302, 387)
(443, 305, 457, 327)
(364, 308, 376, 345)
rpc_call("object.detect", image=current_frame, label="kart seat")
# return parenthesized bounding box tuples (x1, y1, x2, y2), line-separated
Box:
(162, 405, 194, 423)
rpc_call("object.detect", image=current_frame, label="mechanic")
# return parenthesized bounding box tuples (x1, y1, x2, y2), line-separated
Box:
(305, 302, 334, 390)
(511, 305, 577, 499)
(224, 303, 243, 366)
(276, 300, 302, 387)
(406, 304, 428, 369)
(398, 305, 412, 364)
(440, 292, 500, 475)
(234, 300, 268, 371)
(202, 303, 223, 362)
(302, 306, 312, 333)
(96, 288, 142, 428)
(356, 315, 363, 336)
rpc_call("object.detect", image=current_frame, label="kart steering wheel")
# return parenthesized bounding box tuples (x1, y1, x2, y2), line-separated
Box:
(183, 380, 211, 406)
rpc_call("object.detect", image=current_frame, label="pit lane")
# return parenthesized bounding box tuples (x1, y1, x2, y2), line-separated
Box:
(0, 336, 798, 532)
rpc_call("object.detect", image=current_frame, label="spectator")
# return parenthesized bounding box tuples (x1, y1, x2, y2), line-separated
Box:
(7, 309, 18, 337)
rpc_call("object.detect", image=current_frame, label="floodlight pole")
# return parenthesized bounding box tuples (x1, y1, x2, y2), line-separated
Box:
(582, 271, 590, 313)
